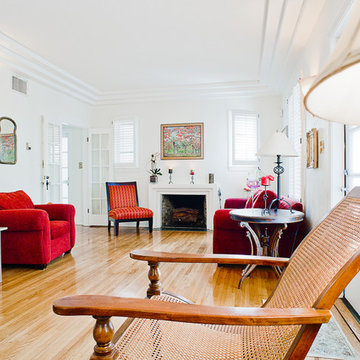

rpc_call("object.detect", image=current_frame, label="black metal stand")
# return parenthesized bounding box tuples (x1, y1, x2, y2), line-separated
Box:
(267, 155, 294, 213)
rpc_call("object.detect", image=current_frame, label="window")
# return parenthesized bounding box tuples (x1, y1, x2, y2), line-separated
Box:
(287, 82, 303, 201)
(229, 110, 259, 167)
(113, 119, 138, 167)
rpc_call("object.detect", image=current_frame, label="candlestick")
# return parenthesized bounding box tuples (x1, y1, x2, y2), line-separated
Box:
(190, 169, 194, 184)
(168, 168, 173, 184)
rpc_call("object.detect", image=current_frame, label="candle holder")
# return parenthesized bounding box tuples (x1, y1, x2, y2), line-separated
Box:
(261, 175, 274, 215)
(168, 168, 173, 184)
(190, 169, 195, 184)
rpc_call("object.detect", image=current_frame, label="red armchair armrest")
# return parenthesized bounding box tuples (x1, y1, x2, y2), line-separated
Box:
(35, 204, 76, 248)
(0, 209, 49, 231)
(35, 204, 75, 222)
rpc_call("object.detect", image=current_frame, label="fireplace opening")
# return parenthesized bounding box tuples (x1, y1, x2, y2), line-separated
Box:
(162, 194, 207, 230)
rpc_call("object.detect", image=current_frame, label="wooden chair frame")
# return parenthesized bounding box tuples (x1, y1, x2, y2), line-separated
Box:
(106, 181, 153, 235)
(53, 188, 360, 360)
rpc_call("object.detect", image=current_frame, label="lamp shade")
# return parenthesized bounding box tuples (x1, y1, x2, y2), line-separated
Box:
(304, 0, 360, 125)
(257, 131, 298, 157)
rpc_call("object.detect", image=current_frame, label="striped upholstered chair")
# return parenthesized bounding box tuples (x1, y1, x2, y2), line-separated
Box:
(106, 182, 153, 235)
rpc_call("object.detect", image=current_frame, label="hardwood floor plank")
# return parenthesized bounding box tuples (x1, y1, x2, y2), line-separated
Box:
(0, 226, 356, 359)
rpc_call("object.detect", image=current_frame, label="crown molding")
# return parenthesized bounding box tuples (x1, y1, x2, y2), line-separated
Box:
(0, 31, 276, 105)
(94, 82, 276, 105)
(0, 32, 99, 104)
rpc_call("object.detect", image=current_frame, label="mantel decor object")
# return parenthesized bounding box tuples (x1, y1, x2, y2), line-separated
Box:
(168, 168, 173, 184)
(0, 117, 17, 165)
(149, 153, 162, 183)
(190, 169, 195, 184)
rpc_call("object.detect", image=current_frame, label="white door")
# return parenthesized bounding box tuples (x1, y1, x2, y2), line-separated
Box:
(344, 125, 360, 314)
(88, 129, 112, 225)
(41, 117, 62, 203)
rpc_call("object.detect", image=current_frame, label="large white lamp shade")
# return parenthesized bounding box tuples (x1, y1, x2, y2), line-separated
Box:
(304, 0, 360, 125)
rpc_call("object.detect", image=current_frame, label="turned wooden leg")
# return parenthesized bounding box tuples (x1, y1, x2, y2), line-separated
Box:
(147, 261, 162, 298)
(90, 316, 115, 360)
(107, 220, 111, 232)
(149, 218, 153, 234)
(115, 221, 119, 236)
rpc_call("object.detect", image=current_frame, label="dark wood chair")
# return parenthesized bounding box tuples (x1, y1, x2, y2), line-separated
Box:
(105, 181, 153, 235)
(53, 187, 360, 359)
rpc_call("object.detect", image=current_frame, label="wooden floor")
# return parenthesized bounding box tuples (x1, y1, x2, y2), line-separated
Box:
(0, 226, 359, 359)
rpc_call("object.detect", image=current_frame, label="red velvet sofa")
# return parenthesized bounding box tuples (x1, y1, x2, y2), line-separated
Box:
(0, 190, 75, 269)
(213, 190, 304, 258)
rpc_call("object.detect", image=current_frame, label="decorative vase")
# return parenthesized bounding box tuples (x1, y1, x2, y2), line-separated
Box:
(150, 175, 158, 183)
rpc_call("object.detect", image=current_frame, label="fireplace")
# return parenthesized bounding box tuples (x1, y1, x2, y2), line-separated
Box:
(148, 184, 218, 230)
(162, 194, 207, 230)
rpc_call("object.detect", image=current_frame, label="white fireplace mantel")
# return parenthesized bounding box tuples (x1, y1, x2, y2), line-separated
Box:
(148, 184, 219, 230)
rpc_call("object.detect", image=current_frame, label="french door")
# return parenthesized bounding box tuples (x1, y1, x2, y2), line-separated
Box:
(88, 129, 112, 225)
(41, 117, 62, 203)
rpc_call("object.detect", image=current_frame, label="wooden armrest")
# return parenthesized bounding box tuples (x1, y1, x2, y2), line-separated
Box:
(53, 295, 330, 326)
(130, 249, 289, 267)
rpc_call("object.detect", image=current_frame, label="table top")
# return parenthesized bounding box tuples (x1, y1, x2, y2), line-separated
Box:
(230, 208, 304, 224)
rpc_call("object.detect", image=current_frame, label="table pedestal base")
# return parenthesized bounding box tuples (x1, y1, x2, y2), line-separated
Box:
(238, 222, 287, 289)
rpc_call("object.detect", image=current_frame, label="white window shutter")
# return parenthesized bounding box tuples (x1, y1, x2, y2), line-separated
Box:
(230, 111, 258, 166)
(113, 120, 137, 167)
(288, 83, 302, 201)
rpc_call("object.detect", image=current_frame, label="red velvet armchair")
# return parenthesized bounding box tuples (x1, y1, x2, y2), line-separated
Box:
(0, 190, 75, 269)
(213, 190, 304, 258)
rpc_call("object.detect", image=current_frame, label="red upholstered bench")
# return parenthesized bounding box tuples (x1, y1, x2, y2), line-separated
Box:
(213, 190, 304, 258)
(0, 190, 75, 268)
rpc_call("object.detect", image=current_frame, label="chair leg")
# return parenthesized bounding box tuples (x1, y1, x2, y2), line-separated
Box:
(108, 220, 111, 232)
(65, 249, 71, 255)
(115, 221, 119, 236)
(136, 221, 140, 229)
(149, 218, 153, 233)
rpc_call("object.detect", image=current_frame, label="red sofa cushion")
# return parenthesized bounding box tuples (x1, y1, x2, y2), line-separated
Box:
(109, 207, 153, 220)
(50, 220, 70, 239)
(0, 190, 34, 210)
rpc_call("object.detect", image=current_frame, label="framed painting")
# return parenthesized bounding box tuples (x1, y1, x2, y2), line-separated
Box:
(161, 123, 204, 160)
(306, 128, 318, 168)
(0, 117, 17, 165)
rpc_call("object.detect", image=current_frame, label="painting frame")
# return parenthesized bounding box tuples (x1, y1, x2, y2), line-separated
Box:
(161, 122, 204, 160)
(0, 117, 17, 165)
(306, 128, 318, 169)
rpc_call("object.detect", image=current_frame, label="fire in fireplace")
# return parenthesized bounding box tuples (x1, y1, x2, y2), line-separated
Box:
(162, 194, 206, 230)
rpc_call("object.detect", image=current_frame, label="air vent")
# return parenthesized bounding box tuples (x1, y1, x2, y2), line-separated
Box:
(12, 76, 27, 94)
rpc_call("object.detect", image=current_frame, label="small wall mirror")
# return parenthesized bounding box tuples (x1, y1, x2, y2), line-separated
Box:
(0, 117, 17, 165)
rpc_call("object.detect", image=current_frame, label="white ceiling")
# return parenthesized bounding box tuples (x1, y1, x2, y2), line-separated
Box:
(0, 0, 351, 102)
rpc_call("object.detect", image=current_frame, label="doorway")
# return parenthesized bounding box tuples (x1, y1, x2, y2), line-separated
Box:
(62, 125, 86, 224)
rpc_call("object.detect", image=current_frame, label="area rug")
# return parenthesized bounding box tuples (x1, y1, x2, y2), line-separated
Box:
(308, 317, 358, 359)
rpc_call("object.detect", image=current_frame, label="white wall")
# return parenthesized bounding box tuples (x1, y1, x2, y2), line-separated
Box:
(0, 66, 91, 203)
(90, 95, 282, 209)
(283, 0, 349, 228)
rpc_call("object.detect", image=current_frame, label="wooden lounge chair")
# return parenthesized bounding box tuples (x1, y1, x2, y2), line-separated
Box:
(53, 188, 360, 359)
